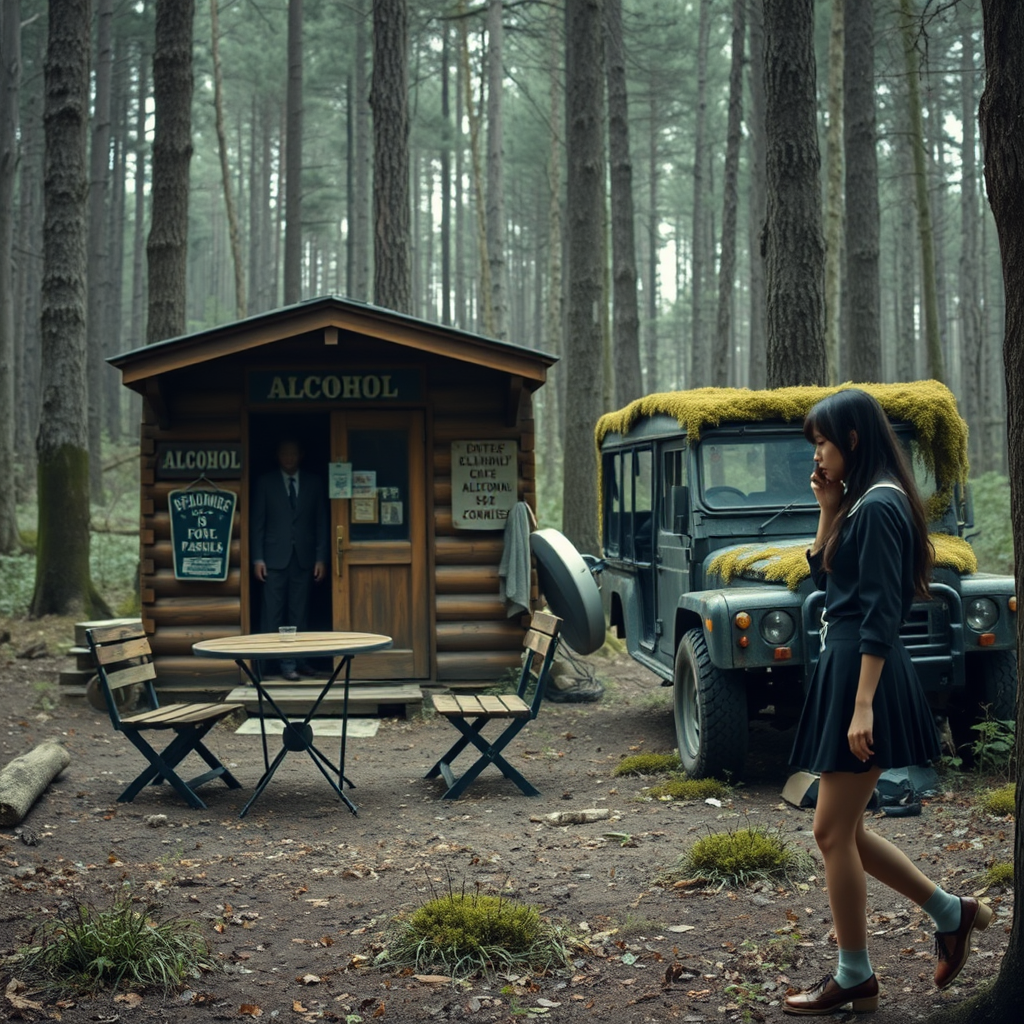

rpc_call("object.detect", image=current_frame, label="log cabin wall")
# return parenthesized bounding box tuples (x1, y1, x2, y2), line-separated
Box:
(133, 324, 545, 697)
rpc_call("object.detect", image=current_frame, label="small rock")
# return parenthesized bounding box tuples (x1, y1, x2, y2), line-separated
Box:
(13, 865, 36, 879)
(16, 641, 48, 659)
(145, 814, 169, 828)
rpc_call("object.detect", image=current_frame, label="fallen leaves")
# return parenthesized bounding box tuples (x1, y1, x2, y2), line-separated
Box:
(4, 978, 43, 1014)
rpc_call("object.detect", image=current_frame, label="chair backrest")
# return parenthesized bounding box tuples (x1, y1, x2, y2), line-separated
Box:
(85, 624, 160, 728)
(519, 611, 562, 717)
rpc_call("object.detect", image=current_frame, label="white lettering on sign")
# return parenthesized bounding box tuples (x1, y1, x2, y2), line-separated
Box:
(265, 374, 399, 401)
(451, 440, 518, 531)
(159, 448, 242, 472)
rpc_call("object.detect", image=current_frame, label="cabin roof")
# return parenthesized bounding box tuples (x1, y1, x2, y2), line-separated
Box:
(109, 294, 557, 387)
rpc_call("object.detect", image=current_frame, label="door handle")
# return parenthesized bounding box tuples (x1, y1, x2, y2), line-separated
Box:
(336, 526, 344, 577)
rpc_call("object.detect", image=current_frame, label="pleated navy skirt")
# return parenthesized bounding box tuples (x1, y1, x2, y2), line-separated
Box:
(790, 618, 942, 774)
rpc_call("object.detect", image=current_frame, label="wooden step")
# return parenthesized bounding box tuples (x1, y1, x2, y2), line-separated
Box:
(225, 682, 424, 718)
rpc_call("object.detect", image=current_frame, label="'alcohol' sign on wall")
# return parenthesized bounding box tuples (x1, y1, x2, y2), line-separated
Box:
(451, 440, 518, 530)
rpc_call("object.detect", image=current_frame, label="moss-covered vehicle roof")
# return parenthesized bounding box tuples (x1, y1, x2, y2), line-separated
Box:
(595, 379, 969, 523)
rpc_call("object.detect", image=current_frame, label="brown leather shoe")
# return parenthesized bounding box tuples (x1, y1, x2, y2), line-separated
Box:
(934, 896, 994, 989)
(784, 974, 879, 1015)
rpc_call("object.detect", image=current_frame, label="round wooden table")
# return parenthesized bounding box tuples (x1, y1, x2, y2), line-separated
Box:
(193, 631, 392, 816)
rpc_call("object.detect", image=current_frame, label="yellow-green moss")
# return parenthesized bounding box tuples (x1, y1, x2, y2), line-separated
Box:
(984, 861, 1013, 887)
(613, 752, 682, 776)
(596, 380, 969, 523)
(982, 783, 1016, 817)
(708, 533, 979, 591)
(647, 776, 729, 800)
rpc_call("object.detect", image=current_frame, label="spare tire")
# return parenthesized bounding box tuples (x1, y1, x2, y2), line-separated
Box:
(530, 528, 605, 654)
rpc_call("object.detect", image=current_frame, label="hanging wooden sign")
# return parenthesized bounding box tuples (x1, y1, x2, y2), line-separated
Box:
(168, 488, 237, 581)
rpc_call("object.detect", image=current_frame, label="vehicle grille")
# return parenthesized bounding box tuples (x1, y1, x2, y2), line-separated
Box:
(900, 600, 948, 658)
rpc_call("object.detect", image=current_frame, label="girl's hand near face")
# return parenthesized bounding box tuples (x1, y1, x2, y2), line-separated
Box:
(810, 465, 843, 516)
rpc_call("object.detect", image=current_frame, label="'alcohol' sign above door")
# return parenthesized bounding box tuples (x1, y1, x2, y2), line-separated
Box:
(248, 369, 422, 403)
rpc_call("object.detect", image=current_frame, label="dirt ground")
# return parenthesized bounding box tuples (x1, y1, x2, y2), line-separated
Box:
(0, 615, 1014, 1023)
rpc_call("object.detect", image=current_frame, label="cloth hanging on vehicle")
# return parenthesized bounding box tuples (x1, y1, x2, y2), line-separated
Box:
(499, 501, 536, 616)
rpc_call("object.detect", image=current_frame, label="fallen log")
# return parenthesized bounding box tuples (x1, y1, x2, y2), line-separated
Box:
(0, 742, 71, 825)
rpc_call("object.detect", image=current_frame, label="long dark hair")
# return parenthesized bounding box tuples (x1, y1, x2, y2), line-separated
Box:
(803, 389, 933, 598)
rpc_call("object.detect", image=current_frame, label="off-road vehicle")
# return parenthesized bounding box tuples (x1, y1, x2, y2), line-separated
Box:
(596, 381, 1016, 778)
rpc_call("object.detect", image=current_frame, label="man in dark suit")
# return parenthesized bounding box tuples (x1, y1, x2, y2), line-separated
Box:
(250, 440, 329, 680)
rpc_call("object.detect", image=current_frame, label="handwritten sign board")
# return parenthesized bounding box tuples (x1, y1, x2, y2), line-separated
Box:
(168, 488, 237, 581)
(451, 440, 518, 530)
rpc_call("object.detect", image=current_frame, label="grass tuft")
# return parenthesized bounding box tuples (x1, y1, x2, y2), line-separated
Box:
(983, 861, 1013, 887)
(20, 897, 217, 995)
(667, 826, 806, 887)
(982, 782, 1015, 817)
(613, 752, 681, 776)
(646, 776, 729, 801)
(376, 888, 571, 979)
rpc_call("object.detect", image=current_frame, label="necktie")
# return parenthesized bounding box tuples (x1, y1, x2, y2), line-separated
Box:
(288, 476, 297, 509)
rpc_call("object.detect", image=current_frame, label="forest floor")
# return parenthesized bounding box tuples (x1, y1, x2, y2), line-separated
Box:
(0, 614, 1014, 1024)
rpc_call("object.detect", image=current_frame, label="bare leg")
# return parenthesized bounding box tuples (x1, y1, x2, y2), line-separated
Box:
(855, 819, 937, 906)
(812, 769, 882, 950)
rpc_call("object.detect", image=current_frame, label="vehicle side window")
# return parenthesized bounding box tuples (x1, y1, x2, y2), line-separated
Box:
(602, 451, 622, 557)
(632, 449, 653, 562)
(662, 447, 688, 531)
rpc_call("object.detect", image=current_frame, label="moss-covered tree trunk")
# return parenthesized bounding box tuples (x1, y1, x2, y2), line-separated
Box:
(31, 0, 107, 619)
(925, 2, 1024, 1020)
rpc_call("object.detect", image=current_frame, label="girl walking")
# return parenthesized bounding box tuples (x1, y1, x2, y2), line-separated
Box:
(784, 389, 993, 1016)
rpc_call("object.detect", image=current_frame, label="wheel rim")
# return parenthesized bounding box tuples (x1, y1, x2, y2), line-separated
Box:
(675, 654, 701, 762)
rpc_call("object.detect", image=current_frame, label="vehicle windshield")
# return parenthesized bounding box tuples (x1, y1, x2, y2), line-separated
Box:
(697, 428, 938, 510)
(698, 435, 816, 509)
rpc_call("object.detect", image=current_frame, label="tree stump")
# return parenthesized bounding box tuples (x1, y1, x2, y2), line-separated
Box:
(0, 742, 71, 825)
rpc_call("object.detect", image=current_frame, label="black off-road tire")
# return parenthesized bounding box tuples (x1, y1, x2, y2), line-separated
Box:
(673, 628, 749, 779)
(967, 649, 1018, 722)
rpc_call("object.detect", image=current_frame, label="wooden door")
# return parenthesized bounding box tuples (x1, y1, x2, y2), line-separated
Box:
(330, 410, 429, 678)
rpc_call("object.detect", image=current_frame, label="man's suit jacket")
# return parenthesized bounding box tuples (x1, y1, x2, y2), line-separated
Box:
(250, 469, 329, 571)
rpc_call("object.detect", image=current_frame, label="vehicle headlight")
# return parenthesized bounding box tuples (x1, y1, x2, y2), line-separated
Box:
(966, 597, 998, 631)
(760, 609, 795, 645)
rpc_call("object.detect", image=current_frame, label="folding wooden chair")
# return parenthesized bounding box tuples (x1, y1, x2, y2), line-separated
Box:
(86, 624, 244, 810)
(425, 612, 562, 799)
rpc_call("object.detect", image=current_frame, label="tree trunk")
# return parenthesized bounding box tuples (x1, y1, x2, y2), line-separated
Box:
(129, 44, 147, 347)
(0, 742, 71, 826)
(146, 0, 194, 344)
(689, 0, 711, 387)
(763, 0, 826, 387)
(561, 0, 604, 557)
(898, 0, 944, 383)
(210, 0, 245, 318)
(844, 0, 881, 383)
(0, 0, 21, 553)
(746, 0, 767, 389)
(645, 81, 659, 390)
(352, 0, 371, 301)
(370, 0, 411, 313)
(713, 0, 746, 388)
(485, 0, 507, 340)
(440, 24, 452, 325)
(958, 3, 985, 471)
(86, 0, 113, 502)
(823, 0, 842, 384)
(605, 0, 641, 407)
(283, 0, 303, 305)
(923, 3, 1024, 1020)
(104, 53, 126, 441)
(33, 0, 108, 619)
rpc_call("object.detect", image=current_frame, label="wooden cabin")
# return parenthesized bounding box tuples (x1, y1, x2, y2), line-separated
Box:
(110, 296, 556, 700)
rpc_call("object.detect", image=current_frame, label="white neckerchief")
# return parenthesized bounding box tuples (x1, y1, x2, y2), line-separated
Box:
(847, 480, 905, 517)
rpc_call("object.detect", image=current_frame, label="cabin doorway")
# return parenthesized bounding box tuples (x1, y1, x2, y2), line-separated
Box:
(247, 413, 334, 643)
(330, 410, 429, 678)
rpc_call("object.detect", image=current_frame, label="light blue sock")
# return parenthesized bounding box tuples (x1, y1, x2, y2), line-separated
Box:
(834, 947, 873, 989)
(922, 887, 962, 933)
